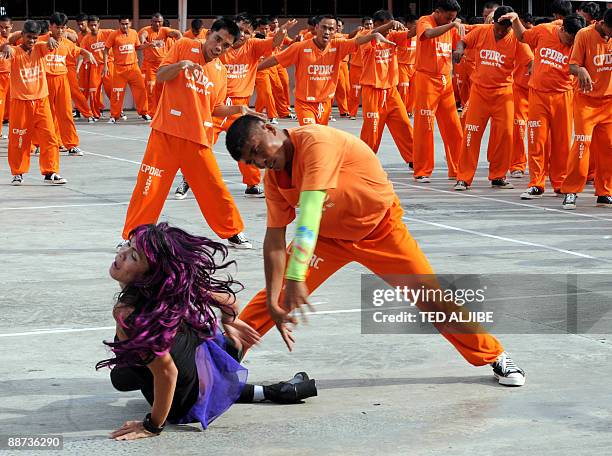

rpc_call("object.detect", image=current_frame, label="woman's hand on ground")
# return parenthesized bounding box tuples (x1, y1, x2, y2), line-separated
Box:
(110, 420, 156, 441)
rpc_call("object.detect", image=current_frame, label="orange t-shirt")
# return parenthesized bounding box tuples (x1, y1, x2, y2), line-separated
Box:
(184, 29, 207, 40)
(462, 25, 531, 91)
(151, 38, 226, 147)
(105, 29, 139, 66)
(397, 36, 416, 65)
(81, 29, 114, 64)
(77, 30, 88, 45)
(523, 23, 573, 92)
(570, 25, 612, 98)
(139, 26, 174, 64)
(0, 36, 10, 73)
(275, 37, 358, 102)
(264, 125, 396, 241)
(8, 42, 49, 100)
(349, 29, 370, 67)
(360, 30, 408, 89)
(415, 14, 460, 76)
(513, 44, 534, 89)
(220, 37, 274, 98)
(40, 37, 81, 76)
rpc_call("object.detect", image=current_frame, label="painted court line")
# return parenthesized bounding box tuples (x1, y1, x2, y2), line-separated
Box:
(0, 201, 130, 211)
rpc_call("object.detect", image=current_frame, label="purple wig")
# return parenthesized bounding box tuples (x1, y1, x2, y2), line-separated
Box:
(96, 223, 242, 369)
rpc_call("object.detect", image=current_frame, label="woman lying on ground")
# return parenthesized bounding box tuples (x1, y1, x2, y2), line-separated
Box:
(97, 223, 317, 441)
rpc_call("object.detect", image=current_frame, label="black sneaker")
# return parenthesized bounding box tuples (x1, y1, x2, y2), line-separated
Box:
(415, 175, 431, 183)
(491, 352, 525, 386)
(43, 173, 67, 185)
(174, 179, 190, 200)
(263, 372, 318, 404)
(562, 193, 577, 210)
(11, 174, 23, 186)
(454, 180, 468, 191)
(491, 178, 514, 189)
(596, 195, 612, 208)
(68, 147, 83, 156)
(245, 185, 265, 198)
(227, 232, 252, 249)
(520, 186, 544, 199)
(141, 114, 152, 122)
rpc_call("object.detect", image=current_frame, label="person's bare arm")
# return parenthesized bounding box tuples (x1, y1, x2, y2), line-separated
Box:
(422, 20, 461, 40)
(102, 47, 110, 77)
(212, 103, 267, 120)
(257, 55, 280, 71)
(156, 59, 198, 82)
(147, 354, 178, 428)
(499, 12, 526, 41)
(65, 30, 78, 42)
(570, 63, 593, 92)
(453, 39, 467, 64)
(355, 31, 397, 47)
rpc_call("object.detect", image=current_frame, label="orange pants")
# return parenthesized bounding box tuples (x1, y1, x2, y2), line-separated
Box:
(142, 60, 164, 117)
(255, 70, 278, 119)
(527, 89, 573, 191)
(66, 65, 92, 118)
(110, 62, 148, 119)
(269, 66, 290, 118)
(561, 94, 612, 196)
(360, 86, 413, 163)
(122, 129, 244, 240)
(87, 61, 113, 118)
(212, 96, 261, 186)
(510, 84, 529, 173)
(47, 74, 80, 149)
(457, 87, 513, 185)
(0, 72, 9, 127)
(413, 71, 462, 178)
(239, 199, 504, 366)
(294, 98, 332, 126)
(398, 63, 416, 114)
(348, 63, 363, 117)
(335, 61, 350, 115)
(8, 98, 60, 176)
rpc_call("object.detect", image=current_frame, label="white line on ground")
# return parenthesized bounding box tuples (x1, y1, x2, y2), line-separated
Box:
(0, 201, 130, 211)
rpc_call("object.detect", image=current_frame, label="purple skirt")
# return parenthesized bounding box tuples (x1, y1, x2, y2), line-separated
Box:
(175, 332, 248, 428)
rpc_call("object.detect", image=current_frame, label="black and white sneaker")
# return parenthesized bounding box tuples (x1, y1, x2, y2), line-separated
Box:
(11, 174, 23, 186)
(562, 193, 577, 210)
(520, 186, 544, 199)
(174, 179, 190, 200)
(285, 113, 297, 120)
(349, 115, 357, 120)
(454, 180, 469, 191)
(596, 196, 612, 208)
(68, 147, 83, 156)
(108, 117, 117, 124)
(491, 178, 514, 189)
(43, 173, 67, 185)
(269, 118, 279, 125)
(227, 232, 253, 249)
(33, 146, 40, 155)
(87, 116, 96, 123)
(141, 114, 152, 122)
(120, 112, 128, 120)
(415, 176, 431, 183)
(245, 185, 265, 198)
(510, 170, 524, 178)
(491, 352, 525, 386)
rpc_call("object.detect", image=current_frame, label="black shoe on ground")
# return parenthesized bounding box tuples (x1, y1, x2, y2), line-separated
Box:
(264, 372, 318, 404)
(491, 352, 525, 386)
(562, 193, 577, 210)
(245, 185, 265, 198)
(520, 186, 544, 199)
(454, 180, 469, 191)
(11, 174, 23, 186)
(491, 178, 514, 189)
(68, 147, 83, 156)
(227, 232, 253, 249)
(43, 173, 67, 184)
(596, 195, 612, 208)
(174, 179, 190, 200)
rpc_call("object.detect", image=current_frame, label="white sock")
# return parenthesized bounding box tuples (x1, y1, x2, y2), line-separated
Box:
(253, 385, 265, 402)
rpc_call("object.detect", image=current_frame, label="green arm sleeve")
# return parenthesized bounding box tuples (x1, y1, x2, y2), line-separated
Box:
(285, 190, 326, 282)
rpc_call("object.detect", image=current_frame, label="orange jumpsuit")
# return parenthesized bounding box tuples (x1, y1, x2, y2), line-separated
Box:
(334, 32, 350, 116)
(561, 25, 612, 197)
(81, 29, 114, 118)
(122, 38, 244, 240)
(347, 29, 369, 117)
(0, 36, 10, 127)
(510, 46, 534, 174)
(239, 125, 505, 367)
(397, 36, 416, 114)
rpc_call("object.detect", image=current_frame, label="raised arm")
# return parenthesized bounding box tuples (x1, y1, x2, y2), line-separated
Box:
(422, 20, 462, 40)
(499, 12, 526, 41)
(257, 55, 280, 71)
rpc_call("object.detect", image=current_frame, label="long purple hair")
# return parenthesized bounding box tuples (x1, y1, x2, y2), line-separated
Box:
(96, 223, 242, 369)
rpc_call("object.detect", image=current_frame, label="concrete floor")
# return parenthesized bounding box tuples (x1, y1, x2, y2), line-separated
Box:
(0, 112, 611, 456)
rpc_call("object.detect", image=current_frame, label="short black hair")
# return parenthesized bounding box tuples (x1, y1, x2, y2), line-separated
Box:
(563, 13, 586, 35)
(551, 0, 572, 17)
(520, 13, 534, 24)
(235, 13, 255, 28)
(494, 6, 514, 26)
(307, 16, 318, 26)
(38, 20, 49, 33)
(337, 17, 344, 24)
(119, 15, 131, 22)
(534, 17, 552, 25)
(580, 2, 601, 19)
(23, 20, 41, 34)
(226, 115, 266, 161)
(190, 18, 203, 32)
(256, 17, 271, 27)
(210, 17, 240, 41)
(468, 16, 484, 25)
(361, 16, 373, 24)
(372, 10, 394, 23)
(436, 0, 461, 13)
(49, 12, 68, 26)
(76, 13, 88, 22)
(88, 15, 100, 23)
(317, 14, 337, 23)
(0, 15, 11, 22)
(152, 12, 163, 19)
(605, 8, 612, 27)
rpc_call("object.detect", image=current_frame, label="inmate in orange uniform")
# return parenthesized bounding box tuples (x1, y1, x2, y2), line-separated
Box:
(139, 25, 177, 117)
(0, 34, 11, 130)
(413, 15, 463, 179)
(522, 23, 575, 193)
(509, 42, 533, 175)
(561, 24, 612, 199)
(60, 28, 93, 118)
(104, 28, 148, 120)
(81, 28, 114, 118)
(455, 25, 532, 187)
(43, 36, 88, 150)
(122, 38, 244, 240)
(238, 124, 505, 367)
(217, 36, 275, 186)
(347, 27, 371, 118)
(274, 37, 358, 125)
(268, 33, 293, 118)
(5, 42, 60, 177)
(334, 32, 350, 116)
(397, 35, 416, 113)
(360, 30, 413, 163)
